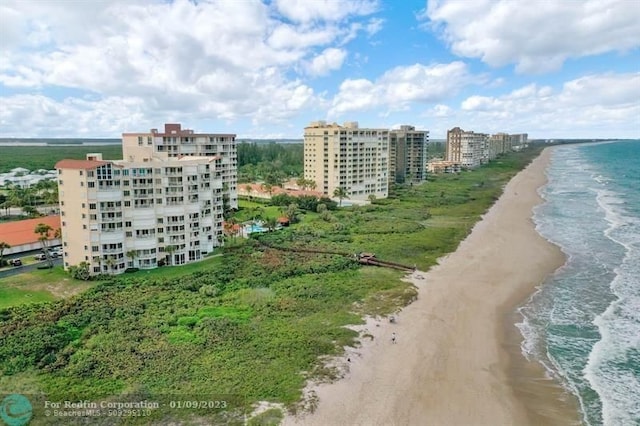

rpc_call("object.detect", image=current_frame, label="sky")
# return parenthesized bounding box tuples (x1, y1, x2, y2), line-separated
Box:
(1, 0, 639, 140)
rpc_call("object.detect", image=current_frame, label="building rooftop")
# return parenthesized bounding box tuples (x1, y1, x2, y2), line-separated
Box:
(0, 215, 61, 246)
(55, 159, 108, 170)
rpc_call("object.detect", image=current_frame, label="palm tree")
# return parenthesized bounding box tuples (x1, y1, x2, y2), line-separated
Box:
(308, 180, 317, 191)
(0, 242, 10, 266)
(34, 222, 54, 267)
(244, 184, 253, 201)
(126, 250, 138, 268)
(164, 245, 176, 266)
(104, 256, 117, 274)
(264, 217, 278, 232)
(333, 187, 350, 207)
(261, 183, 273, 198)
(285, 203, 298, 223)
(368, 194, 377, 204)
(296, 177, 308, 190)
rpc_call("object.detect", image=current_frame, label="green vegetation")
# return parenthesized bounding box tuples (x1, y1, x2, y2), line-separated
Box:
(0, 147, 542, 424)
(0, 266, 95, 309)
(237, 142, 303, 184)
(0, 145, 122, 173)
(0, 287, 54, 310)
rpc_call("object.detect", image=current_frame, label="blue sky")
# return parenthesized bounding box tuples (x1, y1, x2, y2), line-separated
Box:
(1, 0, 638, 139)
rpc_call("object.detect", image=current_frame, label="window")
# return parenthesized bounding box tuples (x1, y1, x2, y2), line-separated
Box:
(84, 245, 88, 250)
(83, 224, 87, 229)
(89, 203, 96, 210)
(138, 136, 143, 146)
(92, 246, 99, 252)
(124, 201, 131, 207)
(87, 182, 95, 188)
(80, 182, 84, 187)
(79, 170, 83, 176)
(125, 221, 132, 227)
(87, 171, 94, 177)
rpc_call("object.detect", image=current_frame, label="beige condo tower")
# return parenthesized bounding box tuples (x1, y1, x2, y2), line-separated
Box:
(304, 121, 389, 202)
(56, 123, 236, 276)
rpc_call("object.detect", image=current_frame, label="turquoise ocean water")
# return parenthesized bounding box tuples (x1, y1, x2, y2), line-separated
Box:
(517, 140, 640, 426)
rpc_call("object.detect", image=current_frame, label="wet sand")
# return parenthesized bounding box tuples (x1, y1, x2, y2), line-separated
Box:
(284, 148, 582, 426)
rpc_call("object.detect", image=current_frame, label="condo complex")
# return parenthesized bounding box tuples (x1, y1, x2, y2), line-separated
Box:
(55, 122, 524, 275)
(56, 124, 237, 275)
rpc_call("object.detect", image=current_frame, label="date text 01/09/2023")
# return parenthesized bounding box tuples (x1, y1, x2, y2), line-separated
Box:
(168, 400, 228, 409)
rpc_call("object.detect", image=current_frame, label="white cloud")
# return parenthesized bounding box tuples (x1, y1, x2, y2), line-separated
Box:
(274, 0, 379, 23)
(423, 0, 640, 73)
(329, 61, 474, 116)
(0, 0, 385, 136)
(456, 73, 640, 137)
(305, 48, 348, 76)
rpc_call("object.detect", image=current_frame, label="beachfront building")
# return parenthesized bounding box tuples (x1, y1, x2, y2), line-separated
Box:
(487, 133, 511, 162)
(427, 160, 462, 174)
(122, 123, 238, 210)
(388, 125, 429, 184)
(445, 127, 487, 169)
(56, 153, 224, 275)
(510, 133, 529, 151)
(304, 121, 389, 201)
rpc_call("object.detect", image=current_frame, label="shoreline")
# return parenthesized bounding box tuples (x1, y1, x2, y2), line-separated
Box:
(284, 148, 581, 425)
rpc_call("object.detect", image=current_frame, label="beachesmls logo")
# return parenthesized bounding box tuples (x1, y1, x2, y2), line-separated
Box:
(0, 394, 32, 426)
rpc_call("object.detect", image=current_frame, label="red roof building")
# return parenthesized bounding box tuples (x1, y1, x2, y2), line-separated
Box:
(0, 215, 62, 256)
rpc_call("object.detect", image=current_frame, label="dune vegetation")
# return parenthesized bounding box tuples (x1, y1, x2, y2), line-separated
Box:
(0, 146, 542, 424)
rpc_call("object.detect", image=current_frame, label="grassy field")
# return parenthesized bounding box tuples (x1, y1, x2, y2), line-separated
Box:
(0, 147, 542, 424)
(0, 266, 96, 310)
(0, 145, 122, 172)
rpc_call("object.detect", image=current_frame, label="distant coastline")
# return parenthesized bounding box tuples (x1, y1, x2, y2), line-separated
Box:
(0, 138, 121, 147)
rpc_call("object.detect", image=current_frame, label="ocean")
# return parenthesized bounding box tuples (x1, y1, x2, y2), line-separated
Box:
(518, 140, 640, 426)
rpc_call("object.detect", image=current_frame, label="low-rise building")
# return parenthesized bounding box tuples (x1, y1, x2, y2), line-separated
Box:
(427, 160, 462, 174)
(0, 215, 61, 255)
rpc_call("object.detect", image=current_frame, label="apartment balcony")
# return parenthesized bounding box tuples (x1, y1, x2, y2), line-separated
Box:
(133, 238, 157, 250)
(100, 206, 122, 212)
(102, 248, 123, 255)
(99, 230, 125, 244)
(97, 190, 122, 201)
(100, 216, 123, 223)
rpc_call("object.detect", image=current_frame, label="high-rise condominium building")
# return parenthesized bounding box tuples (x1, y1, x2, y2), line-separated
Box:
(488, 133, 511, 162)
(56, 122, 236, 276)
(388, 125, 429, 184)
(304, 121, 389, 201)
(446, 127, 487, 168)
(122, 123, 238, 210)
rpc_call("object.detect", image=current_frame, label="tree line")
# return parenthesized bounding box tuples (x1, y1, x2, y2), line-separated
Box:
(237, 142, 303, 184)
(0, 180, 58, 218)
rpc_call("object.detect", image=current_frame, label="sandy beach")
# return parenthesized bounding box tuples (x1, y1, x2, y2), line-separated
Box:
(284, 148, 581, 426)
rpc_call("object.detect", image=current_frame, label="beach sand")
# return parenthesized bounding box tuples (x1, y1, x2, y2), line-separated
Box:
(284, 148, 581, 426)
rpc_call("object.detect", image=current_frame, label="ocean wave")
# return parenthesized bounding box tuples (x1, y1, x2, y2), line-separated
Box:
(525, 142, 640, 425)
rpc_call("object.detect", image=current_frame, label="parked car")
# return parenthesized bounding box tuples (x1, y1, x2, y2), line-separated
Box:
(50, 248, 63, 257)
(34, 253, 47, 261)
(8, 259, 22, 267)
